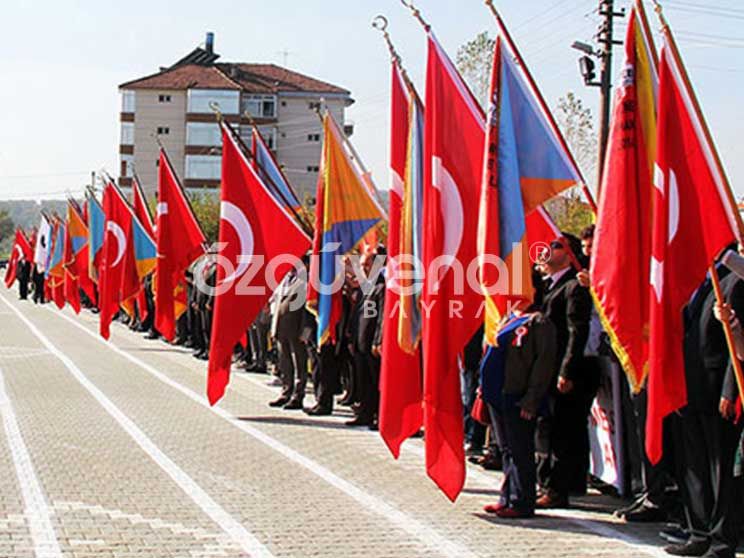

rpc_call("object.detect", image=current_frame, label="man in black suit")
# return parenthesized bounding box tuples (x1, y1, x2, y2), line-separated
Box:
(346, 252, 386, 428)
(17, 258, 30, 300)
(535, 235, 594, 509)
(664, 267, 744, 558)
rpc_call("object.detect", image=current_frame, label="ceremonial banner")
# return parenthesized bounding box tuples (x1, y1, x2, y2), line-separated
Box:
(306, 113, 383, 346)
(591, 1, 658, 392)
(422, 33, 484, 501)
(99, 183, 133, 339)
(207, 123, 311, 405)
(379, 62, 423, 458)
(154, 149, 206, 341)
(479, 29, 583, 344)
(646, 30, 740, 463)
(33, 215, 52, 274)
(88, 193, 105, 283)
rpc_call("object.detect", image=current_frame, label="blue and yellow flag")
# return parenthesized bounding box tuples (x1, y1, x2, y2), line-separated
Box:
(397, 89, 424, 354)
(68, 203, 88, 256)
(307, 114, 384, 346)
(479, 34, 583, 343)
(88, 194, 105, 282)
(252, 128, 302, 211)
(47, 222, 66, 281)
(131, 216, 156, 278)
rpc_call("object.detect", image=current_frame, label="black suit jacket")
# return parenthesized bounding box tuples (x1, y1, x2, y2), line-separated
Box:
(684, 270, 744, 413)
(540, 268, 592, 386)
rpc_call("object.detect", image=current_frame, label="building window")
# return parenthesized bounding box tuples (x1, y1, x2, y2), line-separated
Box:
(121, 90, 136, 113)
(120, 155, 134, 178)
(158, 94, 172, 103)
(185, 155, 221, 180)
(307, 133, 321, 142)
(308, 101, 321, 111)
(306, 166, 319, 173)
(157, 127, 170, 135)
(242, 95, 277, 118)
(187, 89, 240, 114)
(120, 122, 134, 145)
(186, 122, 220, 146)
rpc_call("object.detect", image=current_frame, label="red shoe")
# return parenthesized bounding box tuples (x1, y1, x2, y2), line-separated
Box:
(483, 503, 506, 514)
(495, 507, 534, 519)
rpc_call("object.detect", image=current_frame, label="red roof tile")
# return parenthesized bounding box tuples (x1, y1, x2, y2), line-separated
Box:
(120, 62, 349, 96)
(119, 65, 241, 90)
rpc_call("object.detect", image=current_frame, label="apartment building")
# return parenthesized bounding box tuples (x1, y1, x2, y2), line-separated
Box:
(118, 33, 353, 201)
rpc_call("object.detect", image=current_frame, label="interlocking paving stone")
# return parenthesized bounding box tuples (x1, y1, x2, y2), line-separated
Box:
(1, 293, 740, 557)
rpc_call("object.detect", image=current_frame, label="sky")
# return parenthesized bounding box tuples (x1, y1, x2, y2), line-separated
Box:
(0, 0, 743, 201)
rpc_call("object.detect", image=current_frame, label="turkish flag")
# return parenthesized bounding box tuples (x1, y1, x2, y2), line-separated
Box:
(422, 34, 486, 501)
(379, 62, 423, 458)
(154, 150, 206, 341)
(4, 230, 27, 288)
(62, 222, 81, 314)
(99, 183, 133, 339)
(646, 35, 739, 463)
(207, 123, 311, 405)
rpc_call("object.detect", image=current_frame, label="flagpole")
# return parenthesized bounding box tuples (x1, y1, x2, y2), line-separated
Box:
(483, 0, 598, 215)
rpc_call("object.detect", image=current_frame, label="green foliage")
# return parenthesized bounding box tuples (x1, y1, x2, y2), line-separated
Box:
(456, 31, 494, 109)
(0, 209, 15, 259)
(545, 193, 594, 237)
(187, 191, 220, 245)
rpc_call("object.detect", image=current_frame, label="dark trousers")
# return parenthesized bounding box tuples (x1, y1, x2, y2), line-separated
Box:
(674, 411, 743, 558)
(461, 368, 486, 449)
(353, 352, 380, 421)
(278, 335, 307, 402)
(32, 271, 45, 303)
(315, 344, 341, 409)
(537, 387, 595, 497)
(492, 403, 537, 513)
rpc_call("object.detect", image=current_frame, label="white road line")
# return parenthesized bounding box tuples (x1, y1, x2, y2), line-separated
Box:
(0, 294, 274, 558)
(0, 366, 63, 558)
(40, 303, 479, 558)
(57, 305, 668, 558)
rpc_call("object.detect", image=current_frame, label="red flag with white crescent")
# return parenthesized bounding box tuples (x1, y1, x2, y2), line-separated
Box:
(422, 33, 485, 501)
(379, 62, 424, 458)
(207, 123, 311, 405)
(646, 33, 739, 463)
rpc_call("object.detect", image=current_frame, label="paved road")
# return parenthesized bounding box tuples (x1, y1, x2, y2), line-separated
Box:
(0, 289, 687, 557)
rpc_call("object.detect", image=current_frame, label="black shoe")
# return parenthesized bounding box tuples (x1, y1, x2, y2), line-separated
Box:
(345, 416, 372, 427)
(613, 497, 646, 518)
(663, 540, 710, 556)
(624, 505, 666, 523)
(660, 525, 690, 545)
(283, 399, 304, 410)
(269, 397, 290, 408)
(367, 421, 378, 431)
(304, 405, 332, 416)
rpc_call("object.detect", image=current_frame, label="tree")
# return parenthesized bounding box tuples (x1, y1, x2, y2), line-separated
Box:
(188, 191, 220, 245)
(555, 92, 598, 189)
(0, 209, 15, 259)
(456, 31, 494, 109)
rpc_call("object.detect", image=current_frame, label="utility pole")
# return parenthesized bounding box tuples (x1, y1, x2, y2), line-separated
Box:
(596, 0, 624, 191)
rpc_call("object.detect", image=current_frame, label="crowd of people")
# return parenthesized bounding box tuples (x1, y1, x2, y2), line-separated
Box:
(7, 223, 744, 558)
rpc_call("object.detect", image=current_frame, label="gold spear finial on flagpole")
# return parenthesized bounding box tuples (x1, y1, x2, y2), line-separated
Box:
(372, 16, 400, 65)
(650, 0, 669, 30)
(484, 0, 500, 19)
(400, 0, 430, 31)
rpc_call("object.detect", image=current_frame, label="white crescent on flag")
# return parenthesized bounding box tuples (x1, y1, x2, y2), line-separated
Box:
(219, 201, 255, 286)
(432, 156, 464, 269)
(106, 221, 126, 267)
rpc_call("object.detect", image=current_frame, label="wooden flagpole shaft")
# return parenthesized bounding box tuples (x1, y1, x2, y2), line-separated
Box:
(710, 265, 744, 407)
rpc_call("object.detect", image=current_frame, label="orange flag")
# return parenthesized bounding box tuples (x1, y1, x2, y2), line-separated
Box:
(590, 1, 658, 392)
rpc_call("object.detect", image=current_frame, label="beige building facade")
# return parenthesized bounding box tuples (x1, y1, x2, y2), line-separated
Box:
(119, 34, 353, 202)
